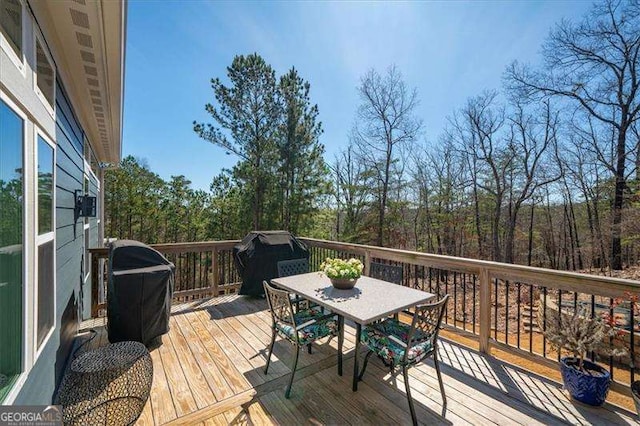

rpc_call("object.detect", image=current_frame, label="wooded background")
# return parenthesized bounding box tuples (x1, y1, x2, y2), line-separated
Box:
(104, 1, 640, 272)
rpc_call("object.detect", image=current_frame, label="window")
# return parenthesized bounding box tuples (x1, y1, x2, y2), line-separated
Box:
(38, 138, 53, 235)
(35, 37, 54, 110)
(0, 0, 22, 61)
(35, 135, 54, 351)
(84, 138, 99, 176)
(0, 99, 24, 402)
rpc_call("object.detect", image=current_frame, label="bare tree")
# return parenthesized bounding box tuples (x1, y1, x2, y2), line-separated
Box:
(562, 130, 610, 269)
(506, 0, 640, 269)
(353, 65, 422, 246)
(333, 142, 372, 242)
(409, 146, 441, 253)
(410, 140, 466, 256)
(503, 100, 561, 263)
(452, 91, 509, 261)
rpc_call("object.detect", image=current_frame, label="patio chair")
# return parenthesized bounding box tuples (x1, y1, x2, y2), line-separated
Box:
(277, 258, 316, 308)
(277, 258, 310, 278)
(263, 281, 340, 398)
(358, 295, 450, 426)
(277, 258, 316, 353)
(369, 262, 403, 320)
(369, 261, 403, 285)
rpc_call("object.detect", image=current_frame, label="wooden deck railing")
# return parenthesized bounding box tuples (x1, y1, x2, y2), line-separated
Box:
(301, 237, 640, 392)
(89, 240, 241, 317)
(91, 237, 640, 391)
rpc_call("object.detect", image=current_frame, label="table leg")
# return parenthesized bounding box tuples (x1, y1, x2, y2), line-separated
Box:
(353, 322, 361, 391)
(338, 315, 344, 376)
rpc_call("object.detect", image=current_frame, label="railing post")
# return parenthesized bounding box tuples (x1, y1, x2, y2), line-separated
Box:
(212, 247, 219, 297)
(364, 250, 371, 275)
(479, 267, 491, 355)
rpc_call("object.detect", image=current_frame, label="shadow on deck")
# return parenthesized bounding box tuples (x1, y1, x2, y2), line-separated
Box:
(78, 294, 637, 425)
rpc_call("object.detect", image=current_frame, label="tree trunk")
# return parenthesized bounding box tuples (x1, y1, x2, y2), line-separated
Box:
(253, 154, 263, 230)
(377, 148, 392, 247)
(527, 202, 535, 266)
(568, 193, 583, 270)
(611, 127, 627, 270)
(545, 191, 557, 269)
(472, 181, 484, 258)
(492, 196, 502, 262)
(592, 195, 607, 270)
(564, 203, 576, 270)
(505, 214, 517, 264)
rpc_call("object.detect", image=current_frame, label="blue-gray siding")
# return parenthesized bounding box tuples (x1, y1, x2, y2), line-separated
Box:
(15, 80, 97, 404)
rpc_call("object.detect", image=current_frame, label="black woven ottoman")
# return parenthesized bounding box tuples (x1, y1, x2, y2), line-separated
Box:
(56, 341, 153, 425)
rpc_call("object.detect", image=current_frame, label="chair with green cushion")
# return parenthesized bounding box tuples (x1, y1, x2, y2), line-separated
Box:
(358, 294, 450, 426)
(277, 258, 312, 311)
(276, 258, 321, 355)
(369, 262, 404, 320)
(263, 281, 341, 398)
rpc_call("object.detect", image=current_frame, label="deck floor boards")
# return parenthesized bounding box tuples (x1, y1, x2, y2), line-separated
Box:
(79, 294, 636, 425)
(172, 314, 228, 397)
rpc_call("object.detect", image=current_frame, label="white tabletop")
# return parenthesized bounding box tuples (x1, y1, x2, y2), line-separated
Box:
(271, 272, 435, 324)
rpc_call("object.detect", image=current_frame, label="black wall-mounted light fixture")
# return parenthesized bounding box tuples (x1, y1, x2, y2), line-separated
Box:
(74, 189, 97, 222)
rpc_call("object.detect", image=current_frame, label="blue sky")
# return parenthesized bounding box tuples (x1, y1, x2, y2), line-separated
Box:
(123, 1, 593, 191)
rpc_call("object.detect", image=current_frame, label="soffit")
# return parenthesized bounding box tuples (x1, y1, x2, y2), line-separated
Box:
(30, 0, 126, 164)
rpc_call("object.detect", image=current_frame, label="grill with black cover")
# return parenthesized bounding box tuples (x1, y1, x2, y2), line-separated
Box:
(107, 240, 174, 346)
(234, 231, 309, 297)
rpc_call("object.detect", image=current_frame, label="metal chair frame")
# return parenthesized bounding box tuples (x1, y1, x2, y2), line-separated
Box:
(369, 262, 404, 320)
(263, 281, 341, 398)
(276, 258, 317, 354)
(277, 259, 311, 311)
(277, 258, 310, 277)
(369, 262, 403, 285)
(358, 295, 450, 426)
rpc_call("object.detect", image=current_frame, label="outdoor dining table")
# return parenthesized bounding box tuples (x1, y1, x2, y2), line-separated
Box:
(271, 272, 436, 391)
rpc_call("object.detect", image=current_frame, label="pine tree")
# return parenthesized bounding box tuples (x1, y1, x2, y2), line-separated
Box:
(194, 53, 281, 231)
(277, 67, 329, 234)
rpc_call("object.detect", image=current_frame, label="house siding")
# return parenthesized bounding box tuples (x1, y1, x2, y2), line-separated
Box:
(1, 0, 122, 405)
(13, 77, 97, 405)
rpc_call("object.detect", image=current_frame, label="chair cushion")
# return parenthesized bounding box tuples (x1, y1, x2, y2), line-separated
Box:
(276, 307, 338, 346)
(361, 318, 432, 366)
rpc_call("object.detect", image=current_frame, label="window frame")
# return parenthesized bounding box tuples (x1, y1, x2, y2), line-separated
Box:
(82, 161, 98, 309)
(0, 89, 29, 404)
(33, 128, 56, 359)
(83, 172, 90, 284)
(0, 0, 26, 75)
(32, 30, 55, 116)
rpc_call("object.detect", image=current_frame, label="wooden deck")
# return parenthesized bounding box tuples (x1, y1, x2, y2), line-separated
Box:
(79, 295, 638, 425)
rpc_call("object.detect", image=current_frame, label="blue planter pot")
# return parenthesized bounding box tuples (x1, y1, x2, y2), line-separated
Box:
(560, 357, 611, 406)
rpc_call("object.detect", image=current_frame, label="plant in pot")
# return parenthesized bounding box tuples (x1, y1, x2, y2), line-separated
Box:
(539, 305, 627, 406)
(319, 257, 364, 289)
